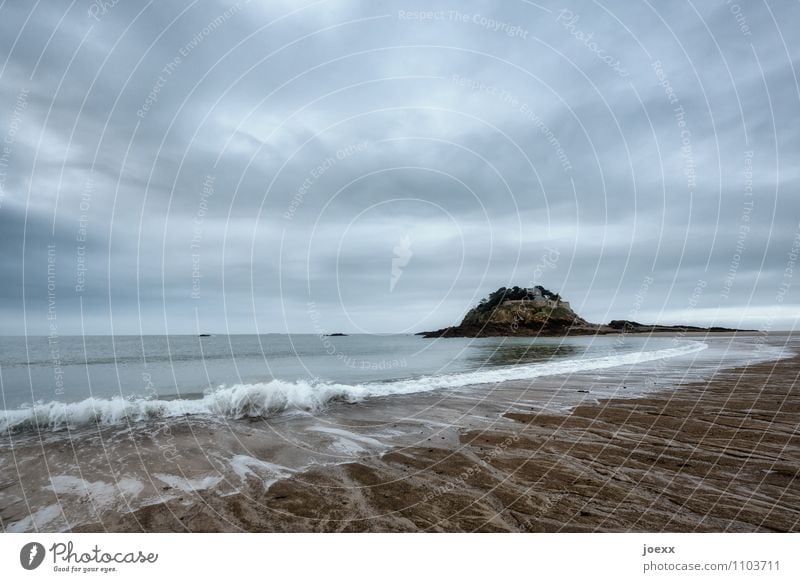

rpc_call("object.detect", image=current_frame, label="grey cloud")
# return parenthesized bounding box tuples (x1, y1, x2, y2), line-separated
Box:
(1, 0, 798, 334)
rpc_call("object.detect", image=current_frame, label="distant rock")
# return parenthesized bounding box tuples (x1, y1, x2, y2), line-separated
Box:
(419, 285, 594, 338)
(607, 319, 744, 333)
(324, 333, 348, 337)
(419, 285, 748, 338)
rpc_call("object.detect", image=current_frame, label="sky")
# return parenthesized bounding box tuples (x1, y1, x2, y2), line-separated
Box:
(0, 0, 798, 335)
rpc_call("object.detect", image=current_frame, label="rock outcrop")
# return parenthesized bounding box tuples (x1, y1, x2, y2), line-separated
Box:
(419, 285, 746, 338)
(419, 285, 595, 338)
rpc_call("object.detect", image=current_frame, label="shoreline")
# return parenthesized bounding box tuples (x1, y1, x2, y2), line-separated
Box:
(73, 350, 800, 532)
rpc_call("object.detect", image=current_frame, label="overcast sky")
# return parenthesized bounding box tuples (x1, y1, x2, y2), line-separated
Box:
(1, 0, 798, 335)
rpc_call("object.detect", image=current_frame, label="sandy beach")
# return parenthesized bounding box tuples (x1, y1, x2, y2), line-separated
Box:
(62, 347, 799, 533)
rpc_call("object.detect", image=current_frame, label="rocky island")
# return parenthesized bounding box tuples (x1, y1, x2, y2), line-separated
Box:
(419, 285, 744, 338)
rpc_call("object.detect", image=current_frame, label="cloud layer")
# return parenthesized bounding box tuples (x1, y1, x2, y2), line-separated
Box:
(1, 0, 798, 334)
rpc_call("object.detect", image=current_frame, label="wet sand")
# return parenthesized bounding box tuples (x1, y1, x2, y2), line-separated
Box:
(72, 352, 800, 532)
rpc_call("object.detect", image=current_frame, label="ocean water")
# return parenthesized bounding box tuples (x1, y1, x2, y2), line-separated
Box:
(0, 333, 790, 434)
(1, 332, 795, 532)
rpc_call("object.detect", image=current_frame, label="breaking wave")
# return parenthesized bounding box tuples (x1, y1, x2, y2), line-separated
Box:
(1, 341, 708, 434)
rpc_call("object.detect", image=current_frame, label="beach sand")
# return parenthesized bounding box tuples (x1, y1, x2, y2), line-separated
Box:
(72, 352, 799, 532)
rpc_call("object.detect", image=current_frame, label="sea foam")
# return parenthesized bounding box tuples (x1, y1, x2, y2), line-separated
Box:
(0, 341, 709, 434)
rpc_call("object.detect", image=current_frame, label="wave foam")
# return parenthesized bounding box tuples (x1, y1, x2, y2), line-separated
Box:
(1, 341, 708, 434)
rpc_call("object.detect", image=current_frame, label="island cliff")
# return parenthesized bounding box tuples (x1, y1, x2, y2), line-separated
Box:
(419, 285, 744, 338)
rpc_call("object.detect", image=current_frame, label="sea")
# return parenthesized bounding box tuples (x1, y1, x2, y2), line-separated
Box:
(0, 332, 795, 532)
(0, 333, 792, 434)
